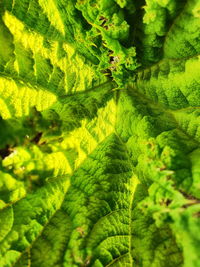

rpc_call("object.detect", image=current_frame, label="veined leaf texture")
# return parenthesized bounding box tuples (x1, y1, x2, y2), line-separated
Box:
(0, 0, 200, 266)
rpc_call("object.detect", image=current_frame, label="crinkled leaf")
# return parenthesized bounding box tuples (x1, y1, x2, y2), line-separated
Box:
(0, 0, 200, 267)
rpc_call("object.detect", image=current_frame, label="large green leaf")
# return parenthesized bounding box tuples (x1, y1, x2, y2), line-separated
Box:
(0, 0, 200, 266)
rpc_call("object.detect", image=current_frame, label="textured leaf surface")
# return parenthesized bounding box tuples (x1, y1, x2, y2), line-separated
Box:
(0, 0, 200, 266)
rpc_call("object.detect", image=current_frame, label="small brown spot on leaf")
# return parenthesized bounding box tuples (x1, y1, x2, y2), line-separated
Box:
(31, 132, 42, 144)
(193, 212, 200, 218)
(76, 227, 85, 237)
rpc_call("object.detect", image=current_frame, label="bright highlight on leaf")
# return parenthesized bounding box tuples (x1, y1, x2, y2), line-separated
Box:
(0, 0, 200, 266)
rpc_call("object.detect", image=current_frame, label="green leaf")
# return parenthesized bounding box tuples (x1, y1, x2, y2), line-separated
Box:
(0, 0, 200, 266)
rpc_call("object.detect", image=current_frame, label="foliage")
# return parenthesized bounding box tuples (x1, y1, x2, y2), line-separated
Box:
(0, 0, 200, 266)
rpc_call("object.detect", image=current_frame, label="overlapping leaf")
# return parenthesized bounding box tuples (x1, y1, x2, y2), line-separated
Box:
(0, 0, 200, 266)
